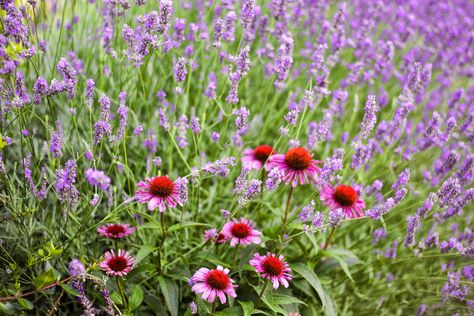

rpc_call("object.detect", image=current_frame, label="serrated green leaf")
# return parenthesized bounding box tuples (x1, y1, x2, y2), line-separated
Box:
(239, 300, 254, 316)
(33, 269, 57, 289)
(17, 298, 33, 310)
(292, 263, 336, 316)
(129, 285, 144, 311)
(135, 244, 157, 265)
(60, 284, 79, 297)
(273, 293, 307, 306)
(159, 276, 179, 316)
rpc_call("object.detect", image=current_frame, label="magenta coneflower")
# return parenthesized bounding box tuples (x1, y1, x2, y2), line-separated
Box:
(320, 185, 366, 218)
(222, 218, 262, 247)
(242, 145, 276, 170)
(99, 250, 135, 277)
(97, 223, 136, 239)
(267, 147, 321, 187)
(190, 265, 237, 304)
(249, 252, 292, 289)
(135, 175, 184, 212)
(203, 228, 229, 244)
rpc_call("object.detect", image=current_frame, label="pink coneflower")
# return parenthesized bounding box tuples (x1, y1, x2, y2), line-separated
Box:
(242, 145, 276, 170)
(203, 228, 229, 244)
(190, 265, 237, 304)
(249, 252, 292, 289)
(267, 147, 321, 187)
(222, 218, 262, 247)
(135, 175, 184, 212)
(99, 250, 135, 277)
(97, 223, 136, 239)
(320, 184, 366, 218)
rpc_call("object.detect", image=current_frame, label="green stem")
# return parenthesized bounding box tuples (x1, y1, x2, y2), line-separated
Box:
(281, 185, 295, 233)
(231, 243, 240, 268)
(211, 300, 217, 315)
(323, 226, 337, 251)
(116, 277, 128, 310)
(256, 279, 270, 306)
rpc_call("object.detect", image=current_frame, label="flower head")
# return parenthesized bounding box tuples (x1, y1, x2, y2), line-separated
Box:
(222, 218, 261, 247)
(135, 175, 186, 212)
(242, 145, 276, 170)
(97, 223, 136, 239)
(99, 250, 135, 277)
(320, 185, 366, 218)
(267, 147, 321, 187)
(249, 252, 292, 289)
(203, 228, 229, 244)
(190, 266, 237, 304)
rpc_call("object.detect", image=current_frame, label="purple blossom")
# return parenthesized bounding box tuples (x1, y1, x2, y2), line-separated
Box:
(174, 57, 187, 83)
(56, 160, 79, 208)
(191, 116, 201, 134)
(202, 157, 236, 177)
(358, 95, 379, 142)
(85, 168, 111, 191)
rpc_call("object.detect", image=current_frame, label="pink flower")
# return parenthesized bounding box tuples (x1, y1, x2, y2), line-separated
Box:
(267, 147, 321, 187)
(242, 145, 276, 170)
(99, 249, 135, 277)
(97, 223, 136, 239)
(320, 184, 366, 218)
(203, 228, 229, 244)
(249, 252, 292, 289)
(135, 175, 185, 212)
(222, 218, 262, 247)
(190, 265, 237, 304)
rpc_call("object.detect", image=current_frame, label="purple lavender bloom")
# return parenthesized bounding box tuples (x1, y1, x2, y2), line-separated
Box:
(211, 132, 220, 143)
(174, 57, 187, 83)
(85, 168, 111, 191)
(392, 168, 410, 191)
(358, 95, 379, 142)
(266, 168, 284, 191)
(68, 259, 86, 276)
(437, 177, 461, 208)
(238, 179, 262, 205)
(299, 200, 315, 222)
(191, 116, 201, 134)
(328, 208, 345, 227)
(56, 160, 79, 208)
(157, 0, 173, 34)
(33, 77, 48, 104)
(372, 228, 388, 244)
(202, 157, 236, 177)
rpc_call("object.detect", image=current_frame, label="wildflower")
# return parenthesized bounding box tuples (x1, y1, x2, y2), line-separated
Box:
(135, 175, 186, 212)
(68, 259, 86, 277)
(242, 145, 276, 170)
(358, 95, 379, 142)
(267, 147, 321, 187)
(249, 252, 292, 289)
(99, 250, 135, 276)
(328, 208, 345, 226)
(320, 185, 366, 218)
(174, 57, 187, 83)
(189, 301, 198, 314)
(190, 266, 237, 304)
(190, 116, 201, 134)
(222, 218, 261, 246)
(97, 224, 136, 239)
(266, 168, 284, 191)
(85, 168, 111, 191)
(56, 160, 79, 208)
(203, 228, 228, 244)
(202, 157, 236, 177)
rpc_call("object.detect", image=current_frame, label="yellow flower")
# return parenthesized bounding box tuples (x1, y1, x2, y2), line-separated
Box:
(0, 136, 6, 150)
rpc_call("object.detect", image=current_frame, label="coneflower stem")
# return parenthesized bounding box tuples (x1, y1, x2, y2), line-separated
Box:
(116, 277, 127, 310)
(256, 279, 270, 306)
(323, 226, 337, 251)
(232, 243, 240, 267)
(281, 185, 295, 233)
(211, 300, 217, 314)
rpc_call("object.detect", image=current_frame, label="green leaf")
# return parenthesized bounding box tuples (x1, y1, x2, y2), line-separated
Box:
(325, 248, 361, 282)
(167, 222, 211, 233)
(33, 269, 58, 289)
(129, 286, 144, 311)
(17, 298, 33, 310)
(239, 300, 254, 316)
(261, 287, 286, 315)
(158, 276, 179, 316)
(110, 291, 122, 305)
(60, 284, 79, 297)
(273, 294, 307, 306)
(137, 222, 162, 230)
(292, 263, 336, 316)
(135, 244, 157, 265)
(215, 306, 243, 316)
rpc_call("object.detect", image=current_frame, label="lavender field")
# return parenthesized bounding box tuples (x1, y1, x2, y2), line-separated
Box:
(0, 0, 473, 315)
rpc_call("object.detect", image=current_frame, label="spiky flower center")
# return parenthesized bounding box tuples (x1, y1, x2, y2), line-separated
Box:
(253, 145, 275, 163)
(106, 225, 125, 236)
(262, 256, 284, 276)
(149, 176, 174, 197)
(333, 185, 358, 206)
(284, 147, 312, 171)
(108, 256, 128, 272)
(231, 223, 251, 239)
(206, 270, 230, 290)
